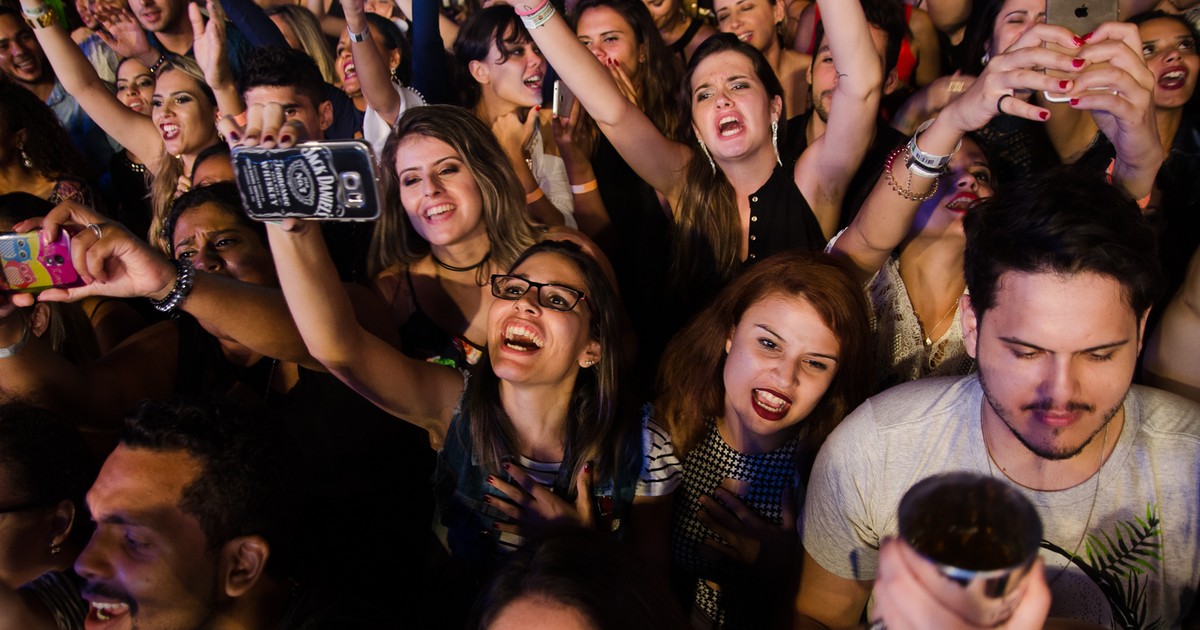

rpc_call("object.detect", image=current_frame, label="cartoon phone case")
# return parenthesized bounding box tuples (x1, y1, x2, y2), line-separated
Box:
(0, 231, 83, 293)
(232, 141, 381, 222)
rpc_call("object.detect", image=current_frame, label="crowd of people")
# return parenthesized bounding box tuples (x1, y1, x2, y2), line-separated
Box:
(0, 0, 1198, 625)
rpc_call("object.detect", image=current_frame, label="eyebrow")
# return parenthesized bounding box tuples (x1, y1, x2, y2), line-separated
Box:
(154, 90, 195, 99)
(998, 336, 1130, 353)
(754, 324, 840, 361)
(174, 228, 240, 251)
(398, 156, 459, 176)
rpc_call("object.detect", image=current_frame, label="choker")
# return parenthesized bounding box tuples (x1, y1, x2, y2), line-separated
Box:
(432, 250, 490, 273)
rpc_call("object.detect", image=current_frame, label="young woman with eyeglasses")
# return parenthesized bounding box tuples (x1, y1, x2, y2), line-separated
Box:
(263, 106, 678, 588)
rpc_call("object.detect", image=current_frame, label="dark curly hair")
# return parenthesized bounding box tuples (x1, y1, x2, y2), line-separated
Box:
(0, 81, 90, 181)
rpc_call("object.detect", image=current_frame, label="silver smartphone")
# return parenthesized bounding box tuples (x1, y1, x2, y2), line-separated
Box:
(552, 80, 576, 117)
(1043, 0, 1120, 102)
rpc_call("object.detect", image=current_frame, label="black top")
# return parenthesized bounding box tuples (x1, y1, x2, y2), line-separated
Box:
(743, 163, 826, 264)
(973, 113, 1060, 186)
(669, 18, 705, 60)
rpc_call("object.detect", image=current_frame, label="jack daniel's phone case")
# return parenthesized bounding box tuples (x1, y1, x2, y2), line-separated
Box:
(233, 141, 381, 221)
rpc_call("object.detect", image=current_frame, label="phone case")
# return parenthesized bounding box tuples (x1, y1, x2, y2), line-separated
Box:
(0, 231, 82, 293)
(232, 141, 381, 222)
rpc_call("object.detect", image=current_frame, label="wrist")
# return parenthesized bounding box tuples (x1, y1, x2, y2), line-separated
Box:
(0, 314, 31, 359)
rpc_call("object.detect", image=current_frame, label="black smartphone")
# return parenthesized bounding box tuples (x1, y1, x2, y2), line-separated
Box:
(232, 141, 381, 222)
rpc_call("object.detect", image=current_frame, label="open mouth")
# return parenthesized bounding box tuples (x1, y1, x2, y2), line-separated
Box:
(85, 600, 131, 628)
(945, 192, 978, 213)
(717, 114, 743, 138)
(127, 100, 144, 113)
(160, 123, 180, 141)
(342, 61, 357, 80)
(750, 388, 792, 421)
(502, 322, 545, 351)
(523, 74, 543, 91)
(424, 203, 454, 221)
(140, 10, 160, 23)
(1159, 67, 1188, 91)
(737, 31, 754, 43)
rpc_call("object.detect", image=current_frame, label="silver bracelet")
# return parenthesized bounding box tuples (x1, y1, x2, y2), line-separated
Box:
(0, 315, 30, 359)
(148, 259, 196, 313)
(906, 119, 960, 175)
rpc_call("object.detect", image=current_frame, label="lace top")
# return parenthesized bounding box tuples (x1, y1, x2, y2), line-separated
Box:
(867, 256, 974, 393)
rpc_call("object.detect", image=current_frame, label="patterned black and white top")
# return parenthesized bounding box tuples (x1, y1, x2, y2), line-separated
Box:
(20, 570, 85, 630)
(671, 420, 801, 628)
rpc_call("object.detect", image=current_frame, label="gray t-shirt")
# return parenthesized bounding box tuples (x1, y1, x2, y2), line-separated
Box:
(803, 375, 1200, 628)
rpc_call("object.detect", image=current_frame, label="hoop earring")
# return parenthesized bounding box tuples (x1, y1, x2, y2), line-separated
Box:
(698, 138, 716, 174)
(771, 118, 781, 167)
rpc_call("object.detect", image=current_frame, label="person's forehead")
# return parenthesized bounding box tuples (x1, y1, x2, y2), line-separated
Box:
(89, 446, 202, 519)
(0, 14, 32, 39)
(244, 85, 315, 109)
(983, 270, 1137, 341)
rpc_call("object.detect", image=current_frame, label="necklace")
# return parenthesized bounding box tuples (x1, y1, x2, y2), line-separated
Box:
(431, 250, 490, 273)
(984, 422, 1109, 586)
(917, 298, 959, 347)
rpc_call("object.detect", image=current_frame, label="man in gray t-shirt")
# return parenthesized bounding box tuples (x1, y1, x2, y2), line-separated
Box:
(794, 170, 1200, 628)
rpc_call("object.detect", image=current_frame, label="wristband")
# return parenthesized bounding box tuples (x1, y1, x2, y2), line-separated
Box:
(348, 25, 368, 42)
(520, 0, 555, 29)
(906, 119, 960, 175)
(884, 146, 939, 202)
(148, 259, 196, 313)
(0, 315, 30, 359)
(24, 8, 56, 28)
(525, 187, 545, 204)
(570, 180, 597, 194)
(512, 0, 548, 16)
(21, 4, 50, 17)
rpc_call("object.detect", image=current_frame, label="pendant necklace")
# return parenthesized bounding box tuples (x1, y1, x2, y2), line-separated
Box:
(917, 298, 959, 347)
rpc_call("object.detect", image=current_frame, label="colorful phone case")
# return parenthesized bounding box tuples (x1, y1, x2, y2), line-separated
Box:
(233, 141, 381, 222)
(0, 231, 82, 293)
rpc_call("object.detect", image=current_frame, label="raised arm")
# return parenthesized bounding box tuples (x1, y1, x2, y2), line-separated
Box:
(831, 24, 1082, 285)
(793, 0, 882, 238)
(1143, 247, 1200, 403)
(190, 0, 244, 119)
(18, 0, 162, 167)
(342, 0, 401, 124)
(512, 3, 692, 200)
(402, 0, 457, 104)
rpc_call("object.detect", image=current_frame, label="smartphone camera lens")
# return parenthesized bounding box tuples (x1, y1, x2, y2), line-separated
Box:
(343, 173, 361, 190)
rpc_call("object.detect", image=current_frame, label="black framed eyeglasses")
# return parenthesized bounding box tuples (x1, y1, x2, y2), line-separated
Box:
(490, 274, 587, 312)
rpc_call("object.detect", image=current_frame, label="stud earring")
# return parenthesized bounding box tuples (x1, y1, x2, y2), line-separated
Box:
(582, 359, 596, 368)
(981, 52, 990, 66)
(20, 147, 32, 169)
(771, 118, 781, 167)
(698, 138, 716, 174)
(49, 545, 62, 556)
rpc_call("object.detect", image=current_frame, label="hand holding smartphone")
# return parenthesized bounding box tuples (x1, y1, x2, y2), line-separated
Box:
(1043, 0, 1120, 102)
(0, 231, 83, 294)
(232, 141, 381, 222)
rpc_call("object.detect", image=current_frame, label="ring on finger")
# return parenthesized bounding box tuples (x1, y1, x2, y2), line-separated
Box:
(86, 223, 105, 240)
(996, 93, 1015, 115)
(948, 79, 965, 94)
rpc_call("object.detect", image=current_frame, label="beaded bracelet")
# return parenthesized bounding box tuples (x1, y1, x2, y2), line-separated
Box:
(148, 259, 196, 313)
(884, 145, 939, 203)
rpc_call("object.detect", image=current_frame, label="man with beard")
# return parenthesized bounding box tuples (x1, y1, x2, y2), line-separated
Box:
(793, 168, 1200, 629)
(69, 398, 381, 629)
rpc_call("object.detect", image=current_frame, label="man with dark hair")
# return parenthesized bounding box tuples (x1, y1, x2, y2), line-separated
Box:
(794, 168, 1200, 628)
(72, 397, 378, 628)
(239, 45, 335, 145)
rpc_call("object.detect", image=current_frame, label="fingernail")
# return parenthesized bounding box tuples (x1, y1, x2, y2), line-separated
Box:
(1072, 58, 1085, 68)
(1083, 31, 1094, 41)
(279, 134, 291, 144)
(502, 462, 511, 471)
(583, 460, 593, 473)
(1059, 80, 1070, 89)
(484, 495, 492, 504)
(492, 522, 500, 530)
(614, 59, 619, 67)
(1039, 111, 1049, 120)
(227, 130, 239, 141)
(262, 134, 274, 143)
(1069, 97, 1080, 106)
(487, 475, 496, 484)
(1073, 35, 1086, 46)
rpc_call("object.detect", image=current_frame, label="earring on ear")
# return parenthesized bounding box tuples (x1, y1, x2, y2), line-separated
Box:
(390, 65, 399, 83)
(771, 118, 781, 167)
(49, 545, 62, 556)
(20, 147, 32, 169)
(698, 138, 716, 174)
(981, 52, 990, 66)
(582, 359, 596, 367)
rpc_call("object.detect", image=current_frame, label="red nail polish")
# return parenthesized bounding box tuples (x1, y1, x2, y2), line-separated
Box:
(1073, 35, 1086, 46)
(1059, 80, 1070, 89)
(487, 475, 495, 484)
(1069, 97, 1080, 106)
(227, 130, 240, 141)
(484, 495, 493, 504)
(584, 461, 593, 473)
(1083, 31, 1094, 41)
(1039, 111, 1049, 120)
(1072, 58, 1085, 68)
(262, 134, 274, 143)
(279, 134, 292, 145)
(502, 462, 511, 470)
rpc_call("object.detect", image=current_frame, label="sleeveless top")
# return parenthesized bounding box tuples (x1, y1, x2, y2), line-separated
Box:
(743, 163, 826, 264)
(396, 268, 484, 368)
(433, 398, 680, 583)
(671, 419, 802, 628)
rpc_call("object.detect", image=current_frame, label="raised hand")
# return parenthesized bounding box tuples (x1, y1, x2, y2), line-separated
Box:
(218, 102, 308, 149)
(190, 0, 232, 92)
(486, 461, 595, 536)
(492, 106, 541, 163)
(694, 483, 797, 577)
(95, 7, 154, 64)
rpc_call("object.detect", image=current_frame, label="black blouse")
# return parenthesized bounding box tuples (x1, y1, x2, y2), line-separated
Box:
(743, 163, 826, 264)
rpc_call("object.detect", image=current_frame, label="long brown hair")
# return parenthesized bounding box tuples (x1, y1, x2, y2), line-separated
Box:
(369, 105, 540, 278)
(670, 34, 786, 307)
(656, 251, 871, 460)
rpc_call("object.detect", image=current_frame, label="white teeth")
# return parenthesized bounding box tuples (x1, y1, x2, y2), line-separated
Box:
(504, 323, 544, 349)
(425, 204, 453, 218)
(1164, 70, 1185, 81)
(91, 602, 130, 622)
(524, 75, 542, 85)
(754, 389, 789, 412)
(719, 115, 737, 124)
(738, 32, 753, 42)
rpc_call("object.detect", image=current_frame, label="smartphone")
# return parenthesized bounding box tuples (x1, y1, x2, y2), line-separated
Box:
(1043, 0, 1120, 102)
(0, 231, 83, 293)
(232, 141, 381, 222)
(552, 80, 576, 118)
